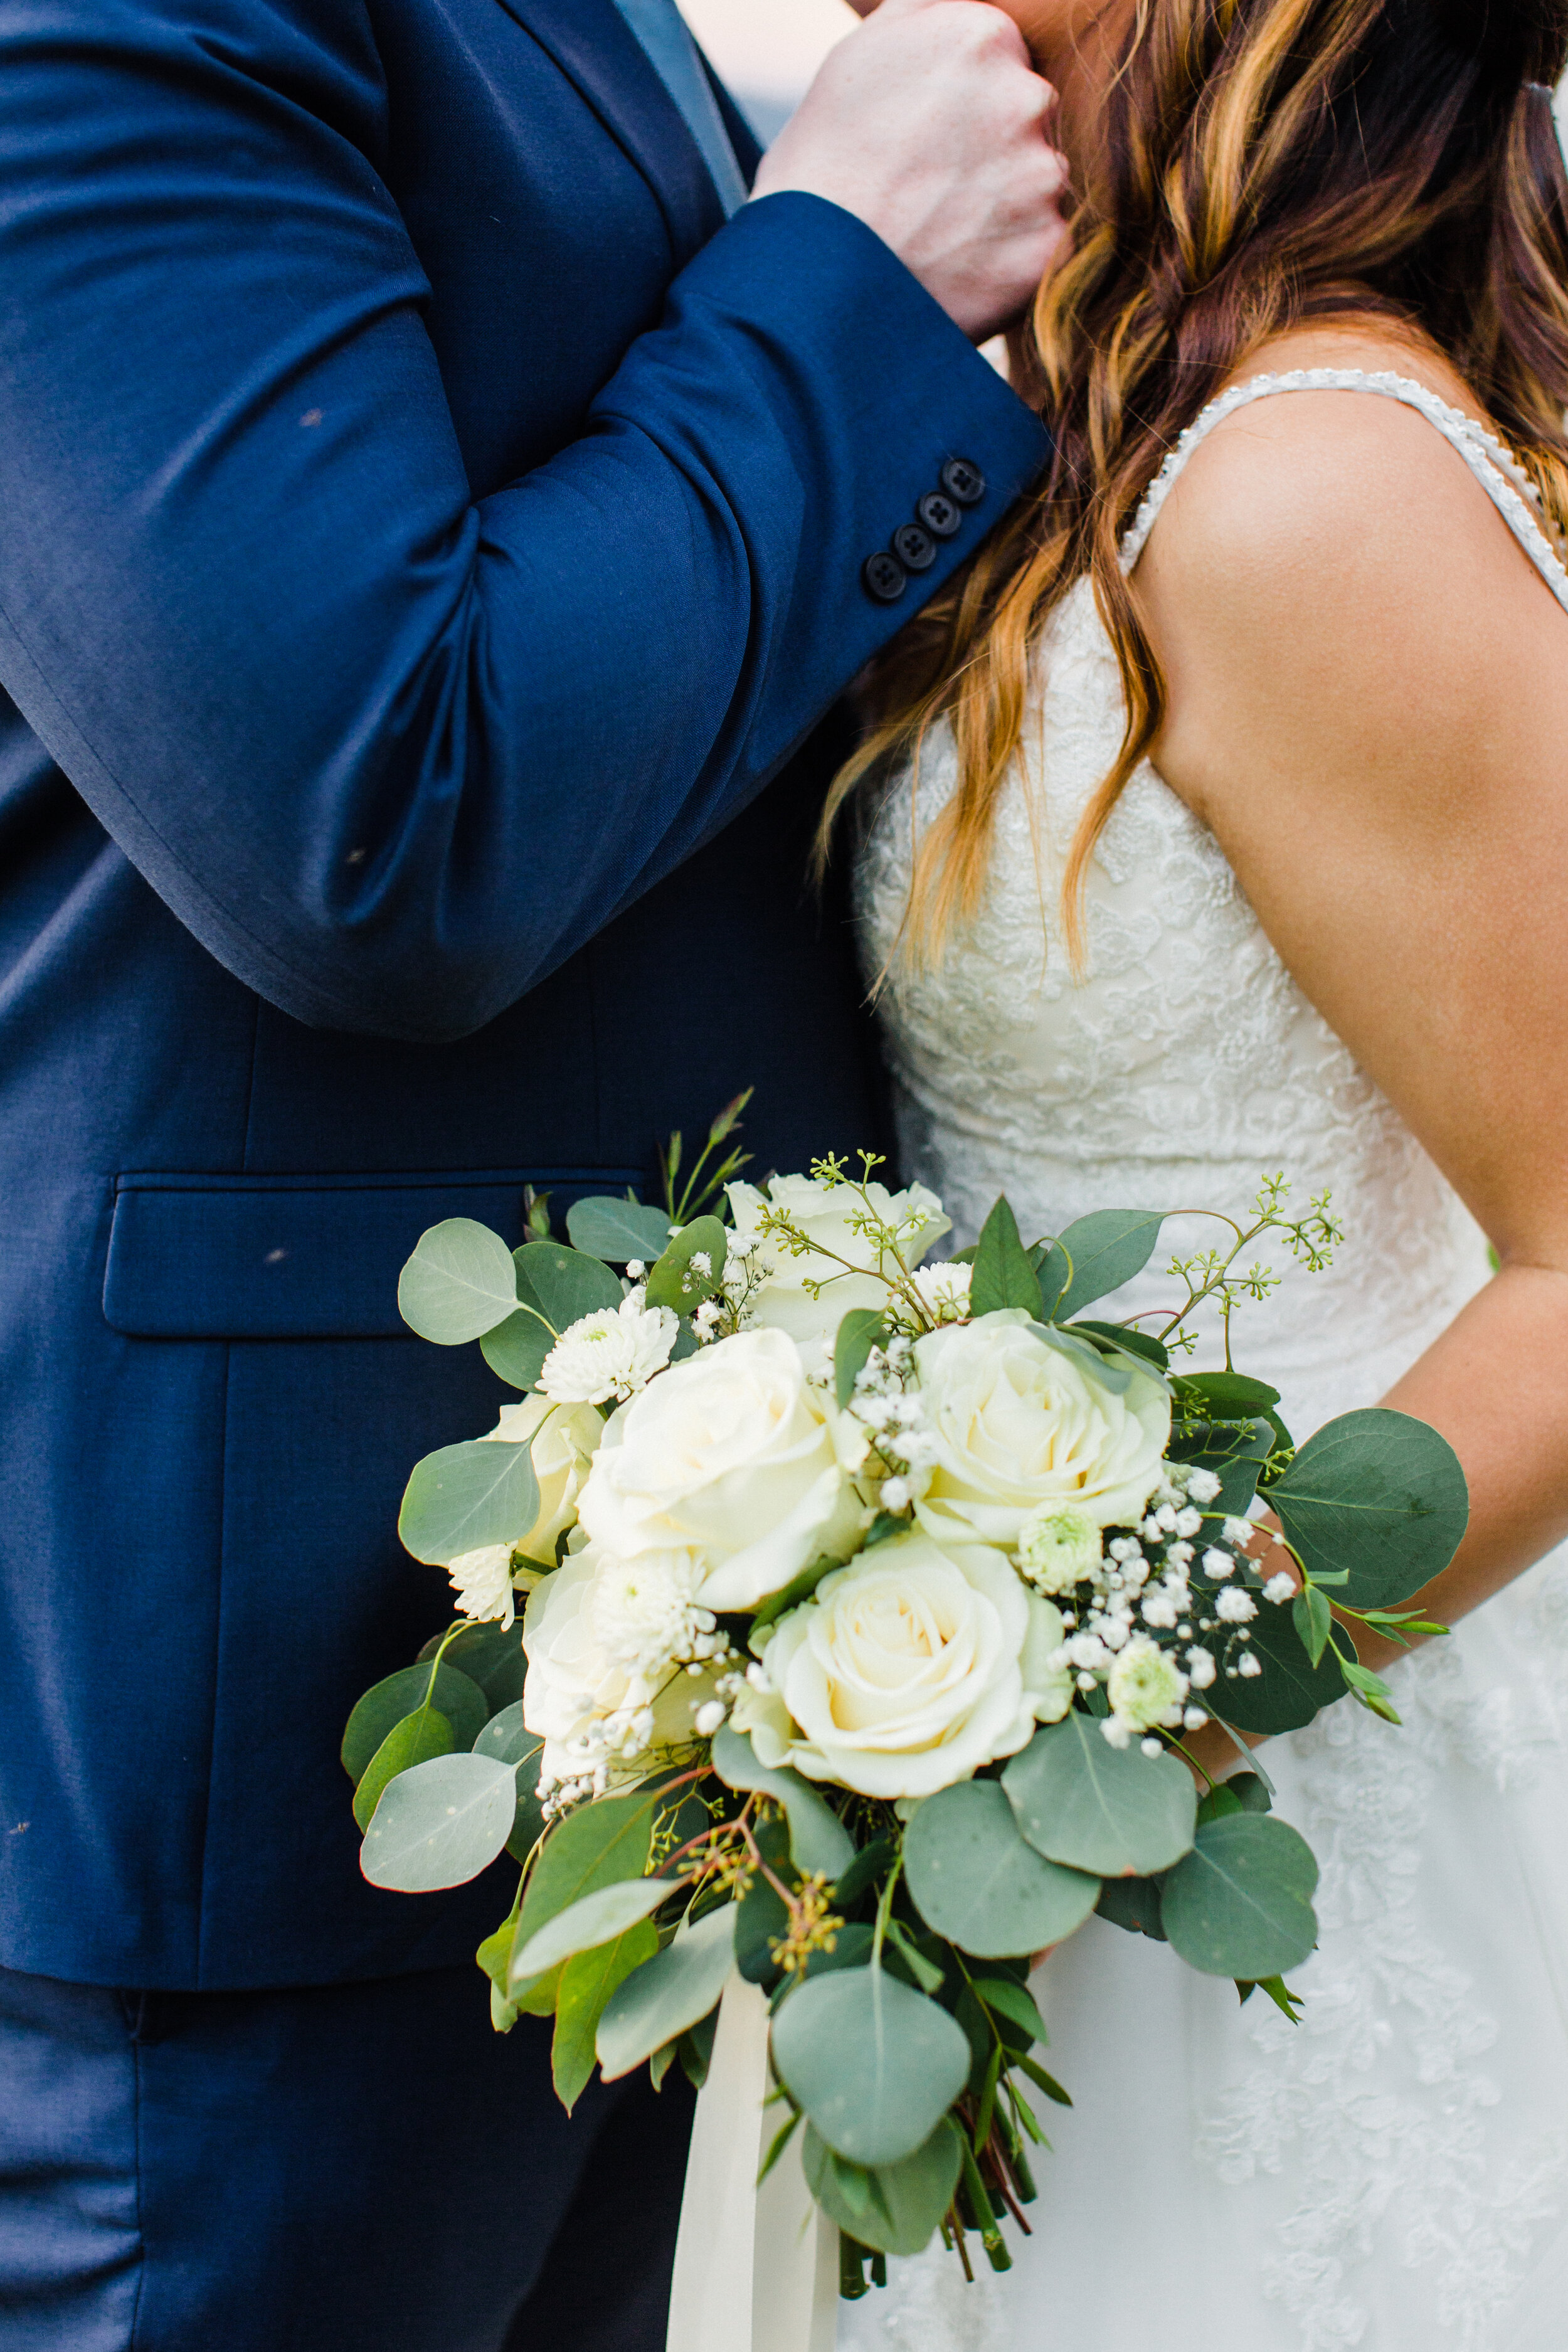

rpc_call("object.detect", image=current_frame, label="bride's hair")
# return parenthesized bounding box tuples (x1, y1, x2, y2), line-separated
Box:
(824, 0, 1568, 968)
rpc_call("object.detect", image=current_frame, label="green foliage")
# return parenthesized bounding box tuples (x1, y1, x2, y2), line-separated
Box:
(341, 1662, 487, 1782)
(1207, 1594, 1348, 1736)
(1271, 1407, 1469, 1608)
(471, 1701, 546, 1859)
(1167, 1413, 1276, 1517)
(770, 1968, 971, 2167)
(553, 1920, 660, 2111)
(971, 1198, 1045, 1321)
(1051, 1210, 1168, 1321)
(835, 1307, 891, 1410)
(644, 1215, 728, 1317)
(511, 1877, 675, 1984)
(509, 1784, 660, 1983)
(398, 1219, 520, 1344)
(970, 1974, 1047, 2048)
(1002, 1712, 1197, 1878)
(564, 1196, 673, 1264)
(359, 1752, 517, 1891)
(747, 1557, 844, 1647)
(903, 1781, 1099, 1959)
(416, 1619, 527, 1710)
(802, 2119, 964, 2259)
(1160, 1814, 1320, 1981)
(596, 1903, 736, 2081)
(735, 1816, 793, 1987)
(479, 1306, 554, 1392)
(398, 1439, 541, 1566)
(1294, 1583, 1335, 1668)
(514, 1239, 623, 1329)
(1094, 1875, 1167, 1941)
(352, 1705, 453, 1832)
(677, 2005, 719, 2092)
(710, 1726, 854, 1880)
(1070, 1320, 1170, 1371)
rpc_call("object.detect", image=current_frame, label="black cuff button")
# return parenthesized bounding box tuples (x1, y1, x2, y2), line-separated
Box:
(892, 522, 936, 572)
(862, 549, 908, 603)
(941, 457, 987, 506)
(916, 490, 961, 539)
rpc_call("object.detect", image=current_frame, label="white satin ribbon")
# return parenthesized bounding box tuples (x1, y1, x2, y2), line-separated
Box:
(665, 1973, 839, 2352)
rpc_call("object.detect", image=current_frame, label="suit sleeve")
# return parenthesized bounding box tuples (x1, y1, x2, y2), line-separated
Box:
(0, 0, 1049, 1041)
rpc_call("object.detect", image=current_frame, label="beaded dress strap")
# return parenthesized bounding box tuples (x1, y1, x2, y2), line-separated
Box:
(1120, 366, 1568, 614)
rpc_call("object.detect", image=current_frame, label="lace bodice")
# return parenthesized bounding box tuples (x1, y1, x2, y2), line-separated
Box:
(843, 373, 1568, 2352)
(854, 366, 1568, 1435)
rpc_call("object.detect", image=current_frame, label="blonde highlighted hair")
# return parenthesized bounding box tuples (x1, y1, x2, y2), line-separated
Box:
(822, 0, 1568, 970)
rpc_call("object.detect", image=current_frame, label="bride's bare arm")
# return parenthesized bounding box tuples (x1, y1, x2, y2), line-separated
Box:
(1136, 359, 1568, 1683)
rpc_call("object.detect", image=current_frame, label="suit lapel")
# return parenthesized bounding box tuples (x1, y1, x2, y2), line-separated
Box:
(703, 57, 762, 188)
(494, 0, 728, 263)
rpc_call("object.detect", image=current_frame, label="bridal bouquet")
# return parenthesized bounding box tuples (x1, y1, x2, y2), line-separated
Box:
(342, 1109, 1466, 2299)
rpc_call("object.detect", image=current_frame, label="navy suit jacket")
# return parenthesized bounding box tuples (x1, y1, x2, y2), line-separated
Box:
(0, 0, 1049, 1986)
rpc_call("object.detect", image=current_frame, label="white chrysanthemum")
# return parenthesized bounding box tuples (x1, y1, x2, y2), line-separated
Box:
(1016, 1503, 1103, 1596)
(446, 1542, 518, 1629)
(586, 1547, 714, 1682)
(1106, 1634, 1188, 1736)
(539, 1296, 678, 1405)
(911, 1261, 973, 1324)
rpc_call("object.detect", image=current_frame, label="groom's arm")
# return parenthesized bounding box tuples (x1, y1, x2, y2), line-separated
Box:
(0, 0, 1049, 1042)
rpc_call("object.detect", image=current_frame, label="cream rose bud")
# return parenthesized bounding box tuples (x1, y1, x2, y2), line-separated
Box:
(575, 1328, 867, 1612)
(913, 1311, 1170, 1552)
(725, 1173, 950, 1353)
(486, 1394, 605, 1569)
(753, 1528, 1067, 1800)
(521, 1544, 721, 1786)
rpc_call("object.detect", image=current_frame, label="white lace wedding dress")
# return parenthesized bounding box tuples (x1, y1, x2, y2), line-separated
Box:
(838, 373, 1568, 2352)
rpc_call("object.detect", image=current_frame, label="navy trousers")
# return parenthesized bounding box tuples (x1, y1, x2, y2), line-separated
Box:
(0, 1962, 694, 2350)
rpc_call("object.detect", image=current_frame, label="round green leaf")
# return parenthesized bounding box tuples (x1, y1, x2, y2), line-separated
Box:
(904, 1779, 1099, 1958)
(1002, 1711, 1197, 1878)
(802, 2119, 964, 2259)
(596, 1903, 737, 2080)
(480, 1310, 553, 1392)
(1160, 1813, 1319, 1980)
(514, 1240, 623, 1332)
(644, 1216, 728, 1316)
(352, 1705, 454, 1831)
(770, 1968, 970, 2167)
(341, 1662, 488, 1783)
(1271, 1407, 1469, 1609)
(511, 1877, 676, 1983)
(565, 1197, 674, 1264)
(1051, 1209, 1168, 1320)
(359, 1752, 517, 1891)
(397, 1219, 519, 1345)
(417, 1619, 527, 1711)
(472, 1700, 547, 1860)
(398, 1439, 540, 1566)
(1207, 1600, 1346, 1735)
(710, 1726, 854, 1881)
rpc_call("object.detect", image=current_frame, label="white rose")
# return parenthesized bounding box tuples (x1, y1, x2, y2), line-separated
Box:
(576, 1327, 866, 1611)
(726, 1173, 950, 1355)
(913, 1311, 1170, 1551)
(521, 1544, 720, 1786)
(755, 1528, 1067, 1799)
(487, 1394, 605, 1569)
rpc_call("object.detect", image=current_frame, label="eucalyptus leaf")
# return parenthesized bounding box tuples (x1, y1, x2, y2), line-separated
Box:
(472, 1702, 547, 1859)
(710, 1725, 854, 1880)
(1052, 1210, 1167, 1320)
(416, 1619, 527, 1710)
(514, 1239, 623, 1331)
(511, 1878, 676, 1984)
(359, 1752, 517, 1891)
(770, 1967, 971, 2166)
(1168, 1416, 1274, 1517)
(352, 1705, 453, 1832)
(903, 1780, 1099, 1958)
(644, 1216, 728, 1316)
(1293, 1584, 1334, 1668)
(1095, 1875, 1167, 1941)
(479, 1310, 553, 1392)
(1160, 1814, 1319, 1981)
(970, 1975, 1047, 2047)
(596, 1903, 738, 2080)
(341, 1663, 488, 1783)
(802, 2119, 964, 2259)
(1030, 1320, 1135, 1394)
(1207, 1597, 1349, 1735)
(1003, 1711, 1197, 1878)
(398, 1439, 541, 1566)
(971, 1198, 1044, 1320)
(553, 1918, 660, 2111)
(1070, 1320, 1170, 1372)
(565, 1197, 674, 1265)
(1271, 1408, 1469, 1609)
(511, 1785, 660, 1973)
(397, 1218, 520, 1345)
(835, 1307, 890, 1411)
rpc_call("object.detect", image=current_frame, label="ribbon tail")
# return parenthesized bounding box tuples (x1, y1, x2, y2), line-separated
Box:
(667, 1973, 838, 2352)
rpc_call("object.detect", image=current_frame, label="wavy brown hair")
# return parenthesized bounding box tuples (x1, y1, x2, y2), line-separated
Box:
(825, 0, 1568, 968)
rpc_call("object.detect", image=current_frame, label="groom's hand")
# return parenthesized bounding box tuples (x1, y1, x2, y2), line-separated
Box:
(751, 0, 1072, 343)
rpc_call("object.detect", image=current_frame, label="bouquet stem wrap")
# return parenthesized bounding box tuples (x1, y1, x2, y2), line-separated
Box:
(667, 1975, 837, 2352)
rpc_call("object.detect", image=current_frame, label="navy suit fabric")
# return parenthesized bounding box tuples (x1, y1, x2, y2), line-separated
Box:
(0, 0, 1049, 1991)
